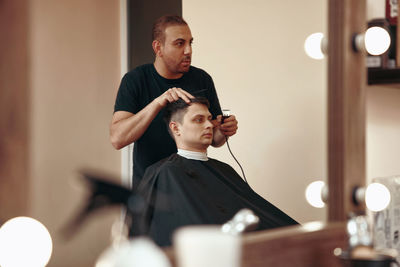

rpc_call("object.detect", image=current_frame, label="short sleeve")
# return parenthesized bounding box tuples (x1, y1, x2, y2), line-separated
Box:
(114, 73, 141, 114)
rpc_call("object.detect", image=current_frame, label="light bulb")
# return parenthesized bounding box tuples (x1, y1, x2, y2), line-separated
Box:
(365, 26, 391, 55)
(304, 32, 326, 60)
(365, 183, 391, 212)
(305, 181, 326, 208)
(0, 217, 53, 267)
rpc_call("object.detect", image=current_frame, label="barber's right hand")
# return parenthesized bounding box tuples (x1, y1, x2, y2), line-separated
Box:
(155, 87, 194, 107)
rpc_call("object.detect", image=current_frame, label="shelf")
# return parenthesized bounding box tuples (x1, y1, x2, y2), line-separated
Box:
(368, 68, 400, 85)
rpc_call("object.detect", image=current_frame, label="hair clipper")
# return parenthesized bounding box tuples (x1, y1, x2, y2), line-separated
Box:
(222, 109, 231, 124)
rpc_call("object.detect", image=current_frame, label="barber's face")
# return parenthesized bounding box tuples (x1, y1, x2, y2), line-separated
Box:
(159, 25, 193, 77)
(175, 103, 213, 152)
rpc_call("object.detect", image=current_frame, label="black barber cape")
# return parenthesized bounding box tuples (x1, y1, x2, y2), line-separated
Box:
(131, 154, 298, 247)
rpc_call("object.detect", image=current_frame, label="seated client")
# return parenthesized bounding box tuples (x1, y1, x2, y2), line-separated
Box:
(131, 97, 298, 246)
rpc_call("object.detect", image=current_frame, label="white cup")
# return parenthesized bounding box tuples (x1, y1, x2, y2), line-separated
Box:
(173, 225, 241, 267)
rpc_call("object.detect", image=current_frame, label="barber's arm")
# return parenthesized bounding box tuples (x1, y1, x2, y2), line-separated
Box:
(211, 115, 238, 147)
(110, 87, 193, 150)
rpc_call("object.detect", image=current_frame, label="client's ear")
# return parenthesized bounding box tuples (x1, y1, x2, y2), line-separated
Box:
(169, 121, 181, 137)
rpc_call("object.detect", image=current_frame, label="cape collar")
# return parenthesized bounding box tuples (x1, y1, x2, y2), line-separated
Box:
(177, 149, 208, 161)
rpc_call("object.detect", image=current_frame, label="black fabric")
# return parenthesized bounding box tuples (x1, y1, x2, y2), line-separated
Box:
(114, 64, 222, 187)
(132, 154, 299, 247)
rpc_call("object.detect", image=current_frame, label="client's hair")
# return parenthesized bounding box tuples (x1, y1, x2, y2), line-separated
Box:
(163, 97, 210, 137)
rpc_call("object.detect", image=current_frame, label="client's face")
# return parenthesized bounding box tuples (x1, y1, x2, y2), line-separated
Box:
(177, 103, 214, 152)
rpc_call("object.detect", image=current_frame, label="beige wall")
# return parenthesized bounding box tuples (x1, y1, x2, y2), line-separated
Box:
(367, 85, 400, 181)
(183, 0, 328, 223)
(28, 1, 121, 266)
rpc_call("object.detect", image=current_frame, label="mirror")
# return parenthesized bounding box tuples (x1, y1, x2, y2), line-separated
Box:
(182, 0, 328, 224)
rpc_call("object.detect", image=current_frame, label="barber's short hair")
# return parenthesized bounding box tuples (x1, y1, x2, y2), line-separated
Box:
(152, 15, 188, 44)
(163, 97, 210, 137)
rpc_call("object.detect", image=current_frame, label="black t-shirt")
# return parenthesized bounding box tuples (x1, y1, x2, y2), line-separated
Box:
(114, 64, 222, 187)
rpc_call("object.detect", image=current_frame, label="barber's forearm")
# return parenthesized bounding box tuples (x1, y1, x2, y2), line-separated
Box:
(110, 100, 163, 149)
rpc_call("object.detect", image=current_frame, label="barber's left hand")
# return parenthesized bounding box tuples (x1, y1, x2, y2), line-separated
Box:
(217, 115, 238, 137)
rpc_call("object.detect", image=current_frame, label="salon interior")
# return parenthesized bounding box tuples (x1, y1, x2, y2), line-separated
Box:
(1, 0, 400, 266)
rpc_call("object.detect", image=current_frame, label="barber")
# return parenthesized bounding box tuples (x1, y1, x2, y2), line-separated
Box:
(110, 15, 238, 187)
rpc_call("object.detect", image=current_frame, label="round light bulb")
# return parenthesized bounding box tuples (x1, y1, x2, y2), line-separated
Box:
(365, 183, 391, 212)
(305, 181, 326, 208)
(364, 26, 391, 56)
(304, 32, 325, 60)
(0, 217, 53, 267)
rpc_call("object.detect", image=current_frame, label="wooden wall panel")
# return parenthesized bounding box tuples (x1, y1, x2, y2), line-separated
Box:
(328, 0, 367, 221)
(0, 0, 30, 222)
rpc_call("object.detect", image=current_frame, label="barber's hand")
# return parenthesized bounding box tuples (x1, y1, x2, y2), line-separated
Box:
(216, 114, 238, 137)
(155, 87, 194, 107)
